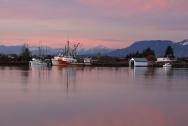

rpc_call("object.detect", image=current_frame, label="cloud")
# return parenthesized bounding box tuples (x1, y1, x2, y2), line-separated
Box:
(0, 0, 188, 21)
(0, 0, 186, 19)
(76, 0, 188, 21)
(0, 0, 86, 19)
(76, 0, 167, 16)
(0, 0, 188, 47)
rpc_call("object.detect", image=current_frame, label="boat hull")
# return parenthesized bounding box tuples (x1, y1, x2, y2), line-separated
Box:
(30, 61, 48, 66)
(52, 59, 85, 67)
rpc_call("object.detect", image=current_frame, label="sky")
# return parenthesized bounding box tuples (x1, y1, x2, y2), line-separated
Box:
(0, 0, 188, 48)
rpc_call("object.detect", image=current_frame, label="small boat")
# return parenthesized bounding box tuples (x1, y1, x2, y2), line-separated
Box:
(30, 44, 52, 67)
(84, 57, 92, 66)
(163, 63, 172, 67)
(30, 58, 51, 66)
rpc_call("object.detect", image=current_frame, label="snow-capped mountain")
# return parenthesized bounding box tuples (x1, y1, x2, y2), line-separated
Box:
(79, 45, 114, 56)
(178, 39, 188, 46)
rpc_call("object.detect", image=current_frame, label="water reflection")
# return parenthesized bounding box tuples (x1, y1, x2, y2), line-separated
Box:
(20, 66, 30, 92)
(128, 67, 179, 91)
(31, 66, 86, 94)
(130, 67, 174, 78)
(58, 67, 78, 95)
(0, 67, 188, 126)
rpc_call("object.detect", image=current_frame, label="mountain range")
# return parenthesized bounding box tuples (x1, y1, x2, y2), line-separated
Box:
(0, 39, 188, 58)
(0, 45, 23, 55)
(79, 45, 113, 56)
(108, 39, 188, 57)
(0, 45, 114, 56)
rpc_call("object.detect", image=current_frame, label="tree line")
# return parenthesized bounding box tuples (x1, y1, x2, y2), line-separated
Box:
(126, 46, 175, 61)
(0, 45, 31, 63)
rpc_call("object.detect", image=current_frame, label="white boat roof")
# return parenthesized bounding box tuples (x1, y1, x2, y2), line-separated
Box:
(130, 58, 148, 62)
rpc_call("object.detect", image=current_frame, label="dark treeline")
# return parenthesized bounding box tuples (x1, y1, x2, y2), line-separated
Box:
(88, 55, 129, 67)
(164, 46, 174, 58)
(0, 45, 32, 65)
(126, 48, 156, 61)
(126, 46, 175, 61)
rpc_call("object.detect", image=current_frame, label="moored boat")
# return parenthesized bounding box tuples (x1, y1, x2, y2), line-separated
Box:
(30, 58, 48, 66)
(52, 56, 85, 66)
(163, 63, 172, 67)
(84, 57, 92, 66)
(52, 41, 91, 66)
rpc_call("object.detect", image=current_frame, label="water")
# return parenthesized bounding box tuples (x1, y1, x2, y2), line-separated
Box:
(0, 66, 188, 126)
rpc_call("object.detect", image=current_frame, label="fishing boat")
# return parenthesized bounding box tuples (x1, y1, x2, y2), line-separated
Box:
(52, 56, 85, 66)
(30, 46, 52, 67)
(52, 41, 90, 66)
(163, 63, 172, 67)
(84, 57, 92, 65)
(30, 58, 51, 66)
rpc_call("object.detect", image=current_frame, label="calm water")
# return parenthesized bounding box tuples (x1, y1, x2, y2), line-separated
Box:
(0, 66, 188, 126)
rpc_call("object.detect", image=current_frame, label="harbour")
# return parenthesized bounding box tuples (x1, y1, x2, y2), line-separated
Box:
(1, 0, 188, 125)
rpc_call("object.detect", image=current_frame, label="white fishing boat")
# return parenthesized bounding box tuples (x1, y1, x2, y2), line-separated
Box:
(30, 58, 51, 66)
(84, 57, 92, 65)
(163, 63, 172, 67)
(30, 44, 52, 67)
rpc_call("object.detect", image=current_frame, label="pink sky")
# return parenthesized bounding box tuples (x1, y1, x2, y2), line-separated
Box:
(0, 0, 188, 48)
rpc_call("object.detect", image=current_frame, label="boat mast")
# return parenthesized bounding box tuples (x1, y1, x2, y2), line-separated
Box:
(73, 43, 80, 57)
(67, 40, 70, 56)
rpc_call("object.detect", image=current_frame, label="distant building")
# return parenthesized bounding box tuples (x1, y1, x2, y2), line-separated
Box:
(129, 58, 148, 67)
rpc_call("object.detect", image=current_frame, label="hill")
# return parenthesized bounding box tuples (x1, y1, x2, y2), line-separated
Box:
(108, 40, 188, 57)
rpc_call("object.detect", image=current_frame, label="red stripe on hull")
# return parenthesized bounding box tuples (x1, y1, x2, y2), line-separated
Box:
(57, 60, 85, 67)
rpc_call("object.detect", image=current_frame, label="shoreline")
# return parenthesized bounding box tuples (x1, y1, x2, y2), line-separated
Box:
(0, 62, 29, 66)
(1, 62, 188, 68)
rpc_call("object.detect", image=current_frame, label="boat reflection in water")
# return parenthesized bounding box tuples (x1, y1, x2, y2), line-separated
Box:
(30, 66, 81, 94)
(56, 66, 81, 94)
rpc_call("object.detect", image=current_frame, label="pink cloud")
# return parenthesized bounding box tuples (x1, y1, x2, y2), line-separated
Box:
(166, 24, 188, 31)
(0, 0, 188, 48)
(1, 0, 187, 19)
(77, 0, 188, 17)
(0, 35, 129, 48)
(77, 0, 167, 16)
